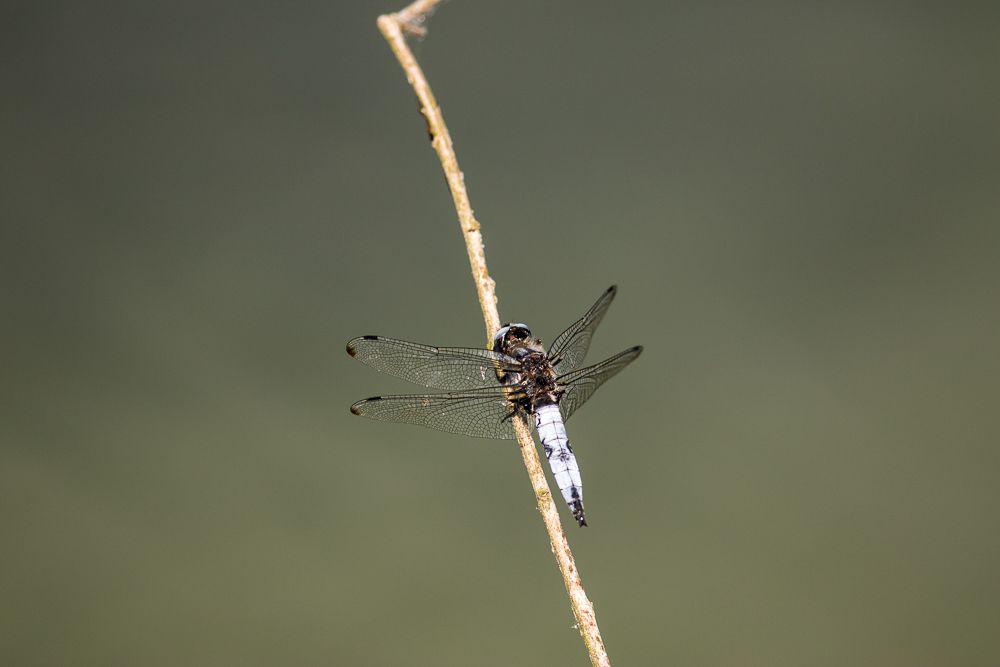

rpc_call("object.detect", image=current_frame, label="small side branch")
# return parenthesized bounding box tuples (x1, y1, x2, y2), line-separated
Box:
(376, 5, 612, 667)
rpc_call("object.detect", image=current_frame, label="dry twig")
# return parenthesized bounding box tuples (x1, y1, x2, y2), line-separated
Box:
(376, 3, 612, 666)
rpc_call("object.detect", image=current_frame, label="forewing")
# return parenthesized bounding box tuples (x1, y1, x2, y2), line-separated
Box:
(546, 286, 618, 374)
(347, 336, 518, 390)
(557, 346, 643, 421)
(350, 387, 520, 440)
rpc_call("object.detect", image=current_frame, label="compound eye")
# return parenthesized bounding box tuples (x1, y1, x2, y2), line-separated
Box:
(492, 325, 511, 351)
(493, 323, 531, 351)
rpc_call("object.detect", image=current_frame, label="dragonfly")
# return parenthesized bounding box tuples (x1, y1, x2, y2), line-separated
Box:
(347, 285, 642, 527)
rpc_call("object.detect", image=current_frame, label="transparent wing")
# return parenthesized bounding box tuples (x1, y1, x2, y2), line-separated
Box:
(546, 285, 618, 374)
(557, 346, 643, 421)
(350, 387, 521, 440)
(347, 336, 519, 390)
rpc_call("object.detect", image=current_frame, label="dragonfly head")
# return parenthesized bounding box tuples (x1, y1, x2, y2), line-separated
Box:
(493, 323, 532, 354)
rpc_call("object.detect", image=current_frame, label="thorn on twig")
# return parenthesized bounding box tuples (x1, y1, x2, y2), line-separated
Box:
(398, 13, 429, 38)
(399, 16, 427, 39)
(413, 97, 434, 140)
(395, 0, 445, 39)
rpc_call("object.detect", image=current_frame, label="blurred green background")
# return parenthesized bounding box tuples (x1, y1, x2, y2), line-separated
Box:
(3, 1, 999, 665)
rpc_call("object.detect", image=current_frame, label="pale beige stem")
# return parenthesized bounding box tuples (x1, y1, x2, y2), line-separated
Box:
(376, 4, 611, 667)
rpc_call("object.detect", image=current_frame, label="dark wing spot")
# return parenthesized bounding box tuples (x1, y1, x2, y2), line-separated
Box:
(350, 397, 382, 415)
(347, 335, 379, 356)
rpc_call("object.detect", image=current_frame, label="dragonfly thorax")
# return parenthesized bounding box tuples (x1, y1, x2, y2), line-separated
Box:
(506, 353, 562, 413)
